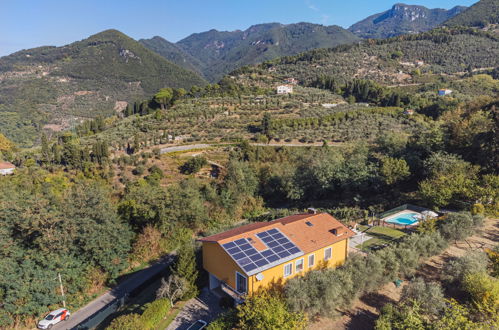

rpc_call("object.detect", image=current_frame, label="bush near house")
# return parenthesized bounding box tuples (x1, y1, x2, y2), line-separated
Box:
(106, 313, 143, 330)
(208, 290, 307, 330)
(140, 298, 171, 329)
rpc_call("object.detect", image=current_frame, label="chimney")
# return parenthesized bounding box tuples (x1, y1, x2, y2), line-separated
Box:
(307, 208, 317, 214)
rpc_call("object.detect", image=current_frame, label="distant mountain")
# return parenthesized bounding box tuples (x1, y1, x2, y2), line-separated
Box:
(0, 29, 206, 146)
(349, 3, 467, 39)
(142, 23, 360, 82)
(138, 36, 205, 77)
(444, 0, 499, 27)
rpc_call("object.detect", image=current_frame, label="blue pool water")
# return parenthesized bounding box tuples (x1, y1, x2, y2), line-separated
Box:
(385, 212, 419, 225)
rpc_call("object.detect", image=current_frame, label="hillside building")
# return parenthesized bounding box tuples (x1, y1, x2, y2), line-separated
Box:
(199, 212, 354, 298)
(277, 85, 293, 94)
(0, 162, 15, 175)
(438, 89, 453, 96)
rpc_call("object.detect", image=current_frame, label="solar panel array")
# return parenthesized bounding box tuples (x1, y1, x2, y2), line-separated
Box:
(222, 228, 302, 275)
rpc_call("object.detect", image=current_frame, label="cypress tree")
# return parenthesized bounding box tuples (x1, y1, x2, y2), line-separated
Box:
(172, 243, 199, 299)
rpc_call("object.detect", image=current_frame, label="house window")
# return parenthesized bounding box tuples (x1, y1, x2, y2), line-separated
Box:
(296, 258, 304, 272)
(236, 272, 247, 294)
(324, 247, 332, 261)
(284, 263, 293, 277)
(308, 254, 315, 268)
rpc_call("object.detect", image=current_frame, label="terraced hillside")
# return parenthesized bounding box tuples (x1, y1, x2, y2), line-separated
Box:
(233, 28, 499, 87)
(0, 29, 206, 146)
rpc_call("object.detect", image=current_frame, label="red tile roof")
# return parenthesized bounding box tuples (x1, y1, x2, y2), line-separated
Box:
(199, 213, 355, 253)
(0, 162, 15, 170)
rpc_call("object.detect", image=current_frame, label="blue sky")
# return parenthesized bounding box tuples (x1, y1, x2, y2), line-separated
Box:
(0, 0, 477, 56)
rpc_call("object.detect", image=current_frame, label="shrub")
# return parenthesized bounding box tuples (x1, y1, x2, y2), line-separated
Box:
(471, 203, 485, 215)
(179, 157, 207, 174)
(107, 313, 143, 330)
(236, 290, 307, 330)
(132, 165, 145, 175)
(375, 302, 426, 330)
(400, 278, 446, 316)
(207, 310, 238, 330)
(443, 251, 489, 283)
(463, 272, 499, 321)
(433, 299, 479, 329)
(439, 212, 481, 242)
(140, 298, 171, 329)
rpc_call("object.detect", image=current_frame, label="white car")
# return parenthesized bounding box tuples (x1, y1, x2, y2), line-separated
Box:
(37, 308, 70, 329)
(187, 320, 208, 330)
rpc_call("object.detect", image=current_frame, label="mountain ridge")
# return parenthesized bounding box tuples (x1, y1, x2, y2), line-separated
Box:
(444, 0, 499, 27)
(141, 22, 360, 82)
(348, 3, 467, 39)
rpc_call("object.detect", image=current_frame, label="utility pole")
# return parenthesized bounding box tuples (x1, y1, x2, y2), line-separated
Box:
(58, 273, 66, 308)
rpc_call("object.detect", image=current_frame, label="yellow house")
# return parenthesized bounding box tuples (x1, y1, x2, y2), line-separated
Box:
(199, 212, 355, 296)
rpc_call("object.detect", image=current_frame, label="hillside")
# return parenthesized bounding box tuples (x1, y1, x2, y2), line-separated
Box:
(235, 28, 499, 86)
(138, 36, 205, 77)
(444, 0, 499, 27)
(142, 22, 360, 82)
(0, 29, 206, 146)
(349, 3, 467, 39)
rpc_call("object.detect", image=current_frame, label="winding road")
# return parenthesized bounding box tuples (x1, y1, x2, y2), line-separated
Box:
(51, 256, 174, 330)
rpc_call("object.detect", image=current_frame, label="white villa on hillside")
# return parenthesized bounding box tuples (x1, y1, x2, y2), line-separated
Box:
(277, 85, 293, 94)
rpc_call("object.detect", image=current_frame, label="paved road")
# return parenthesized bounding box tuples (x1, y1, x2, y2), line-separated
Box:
(159, 142, 338, 155)
(52, 256, 173, 330)
(160, 144, 211, 154)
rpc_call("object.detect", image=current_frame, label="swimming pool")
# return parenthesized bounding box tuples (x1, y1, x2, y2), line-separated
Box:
(384, 212, 420, 226)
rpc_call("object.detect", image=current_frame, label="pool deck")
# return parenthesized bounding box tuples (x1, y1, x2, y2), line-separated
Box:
(381, 210, 420, 229)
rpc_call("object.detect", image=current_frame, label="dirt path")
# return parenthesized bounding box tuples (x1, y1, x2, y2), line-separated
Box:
(308, 217, 499, 330)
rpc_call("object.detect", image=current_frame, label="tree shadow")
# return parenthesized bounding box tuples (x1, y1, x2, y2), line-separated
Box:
(345, 309, 378, 330)
(359, 292, 395, 311)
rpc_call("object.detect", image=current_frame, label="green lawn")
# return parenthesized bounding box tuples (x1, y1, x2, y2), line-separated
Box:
(356, 225, 406, 251)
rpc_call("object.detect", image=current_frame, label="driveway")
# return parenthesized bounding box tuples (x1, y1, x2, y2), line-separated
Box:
(166, 288, 223, 330)
(51, 255, 174, 330)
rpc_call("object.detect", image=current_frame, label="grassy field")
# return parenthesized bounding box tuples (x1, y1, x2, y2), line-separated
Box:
(356, 225, 406, 251)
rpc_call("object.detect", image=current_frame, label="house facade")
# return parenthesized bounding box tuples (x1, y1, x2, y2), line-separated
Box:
(0, 162, 15, 175)
(276, 85, 293, 94)
(199, 212, 354, 296)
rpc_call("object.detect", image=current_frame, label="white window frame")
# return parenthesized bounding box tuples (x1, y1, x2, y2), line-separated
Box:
(324, 247, 332, 261)
(235, 271, 247, 294)
(308, 254, 315, 268)
(295, 258, 304, 272)
(283, 262, 293, 277)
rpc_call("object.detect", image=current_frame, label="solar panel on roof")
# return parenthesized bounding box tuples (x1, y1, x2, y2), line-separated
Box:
(261, 250, 274, 257)
(239, 257, 251, 266)
(233, 252, 245, 260)
(243, 263, 257, 272)
(223, 229, 303, 276)
(267, 255, 280, 262)
(223, 242, 236, 249)
(255, 259, 269, 267)
(278, 251, 291, 258)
